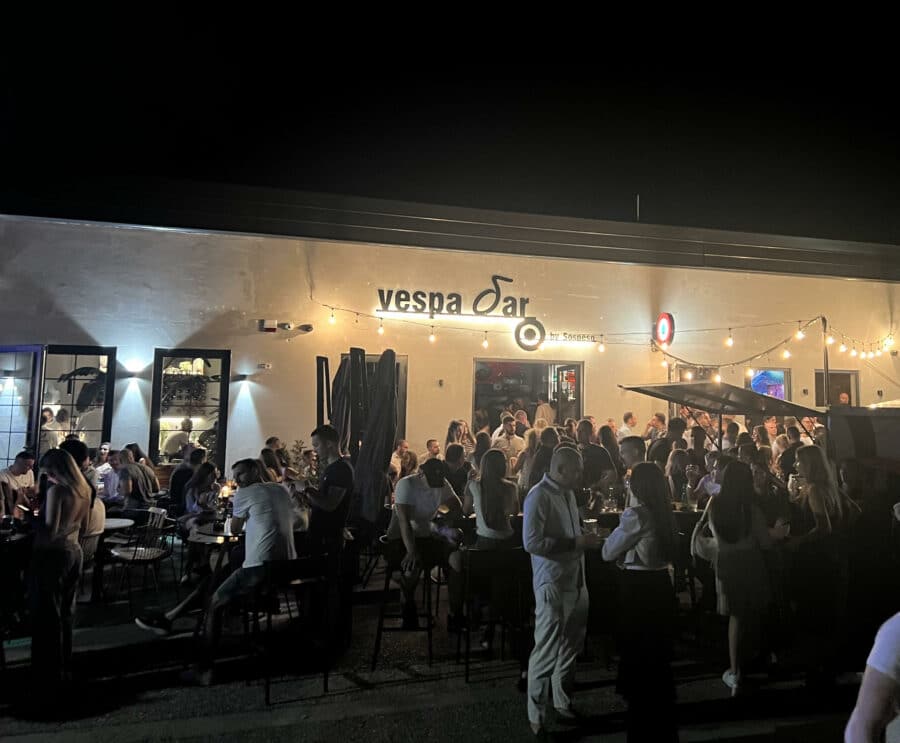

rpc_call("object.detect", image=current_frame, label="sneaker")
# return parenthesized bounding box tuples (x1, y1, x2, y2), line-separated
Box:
(135, 613, 172, 636)
(722, 669, 741, 696)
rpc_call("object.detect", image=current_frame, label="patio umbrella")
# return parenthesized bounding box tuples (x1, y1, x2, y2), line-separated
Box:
(330, 357, 352, 456)
(352, 349, 397, 526)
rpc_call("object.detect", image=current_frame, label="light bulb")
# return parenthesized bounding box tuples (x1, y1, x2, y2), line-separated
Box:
(838, 342, 847, 353)
(887, 336, 895, 348)
(685, 371, 694, 381)
(481, 333, 489, 349)
(598, 335, 605, 353)
(876, 348, 883, 357)
(725, 330, 734, 347)
(660, 342, 669, 351)
(782, 349, 791, 359)
(661, 360, 668, 368)
(850, 348, 858, 357)
(328, 309, 336, 325)
(868, 350, 876, 359)
(377, 320, 384, 336)
(713, 373, 722, 383)
(826, 335, 835, 345)
(537, 343, 545, 351)
(746, 368, 754, 377)
(428, 327, 436, 343)
(795, 327, 805, 340)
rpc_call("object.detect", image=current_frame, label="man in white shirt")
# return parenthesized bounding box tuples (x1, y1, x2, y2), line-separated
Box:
(385, 459, 461, 627)
(421, 439, 442, 462)
(618, 412, 637, 441)
(523, 447, 602, 735)
(389, 439, 409, 483)
(137, 458, 296, 683)
(846, 612, 900, 742)
(0, 451, 36, 518)
(493, 415, 525, 452)
(163, 417, 193, 458)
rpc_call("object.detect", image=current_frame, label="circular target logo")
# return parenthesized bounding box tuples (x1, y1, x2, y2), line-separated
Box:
(654, 312, 675, 346)
(514, 317, 546, 352)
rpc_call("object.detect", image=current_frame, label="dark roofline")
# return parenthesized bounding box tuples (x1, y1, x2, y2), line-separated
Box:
(3, 178, 898, 281)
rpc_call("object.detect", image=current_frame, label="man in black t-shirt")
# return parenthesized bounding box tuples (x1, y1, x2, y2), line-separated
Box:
(575, 419, 615, 490)
(444, 444, 473, 500)
(307, 425, 354, 551)
(169, 448, 207, 515)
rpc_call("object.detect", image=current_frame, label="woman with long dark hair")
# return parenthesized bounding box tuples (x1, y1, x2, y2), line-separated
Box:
(598, 424, 626, 478)
(124, 442, 160, 491)
(178, 462, 220, 578)
(463, 449, 519, 548)
(602, 462, 678, 741)
(29, 449, 91, 688)
(469, 431, 492, 470)
(709, 461, 787, 695)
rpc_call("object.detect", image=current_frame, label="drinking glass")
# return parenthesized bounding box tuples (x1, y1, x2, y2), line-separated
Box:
(583, 518, 599, 536)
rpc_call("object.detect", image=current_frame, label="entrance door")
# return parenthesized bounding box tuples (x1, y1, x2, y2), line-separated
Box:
(0, 345, 45, 468)
(815, 370, 860, 407)
(553, 364, 582, 423)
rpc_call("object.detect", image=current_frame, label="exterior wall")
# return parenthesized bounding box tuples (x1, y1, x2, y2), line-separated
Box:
(1, 215, 898, 465)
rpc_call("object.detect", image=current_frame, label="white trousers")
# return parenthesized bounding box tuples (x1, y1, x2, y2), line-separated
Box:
(527, 583, 589, 724)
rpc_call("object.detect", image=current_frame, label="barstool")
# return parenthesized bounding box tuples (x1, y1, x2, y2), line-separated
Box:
(371, 536, 437, 670)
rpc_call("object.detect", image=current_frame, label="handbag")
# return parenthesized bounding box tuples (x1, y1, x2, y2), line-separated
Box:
(690, 505, 718, 563)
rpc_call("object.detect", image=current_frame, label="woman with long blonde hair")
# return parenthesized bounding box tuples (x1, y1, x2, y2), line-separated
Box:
(30, 448, 91, 687)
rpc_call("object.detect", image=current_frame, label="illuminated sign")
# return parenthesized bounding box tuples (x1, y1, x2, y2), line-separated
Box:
(377, 275, 530, 318)
(654, 312, 675, 345)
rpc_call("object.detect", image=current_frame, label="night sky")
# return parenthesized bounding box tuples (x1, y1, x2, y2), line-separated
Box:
(4, 53, 899, 246)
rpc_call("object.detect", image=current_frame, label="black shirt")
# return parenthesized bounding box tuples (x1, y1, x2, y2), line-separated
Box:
(528, 446, 554, 490)
(309, 459, 354, 548)
(445, 461, 473, 500)
(779, 442, 803, 479)
(168, 466, 193, 515)
(579, 443, 614, 489)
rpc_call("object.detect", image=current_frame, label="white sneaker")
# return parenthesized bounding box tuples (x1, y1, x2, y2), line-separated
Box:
(722, 669, 741, 696)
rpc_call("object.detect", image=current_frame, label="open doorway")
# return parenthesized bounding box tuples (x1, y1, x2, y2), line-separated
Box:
(815, 369, 860, 407)
(472, 359, 583, 433)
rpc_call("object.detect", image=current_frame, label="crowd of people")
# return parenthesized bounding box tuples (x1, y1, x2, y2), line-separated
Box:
(379, 401, 893, 739)
(4, 401, 899, 738)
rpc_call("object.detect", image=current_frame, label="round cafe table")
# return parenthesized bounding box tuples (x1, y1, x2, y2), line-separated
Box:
(104, 518, 135, 532)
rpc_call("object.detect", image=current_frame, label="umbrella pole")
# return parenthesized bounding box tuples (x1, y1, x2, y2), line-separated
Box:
(687, 407, 718, 450)
(822, 316, 831, 408)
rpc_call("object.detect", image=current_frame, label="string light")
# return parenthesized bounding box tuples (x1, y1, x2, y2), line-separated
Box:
(876, 347, 883, 357)
(746, 368, 755, 377)
(428, 326, 436, 343)
(887, 336, 895, 348)
(355, 313, 360, 325)
(713, 373, 722, 383)
(597, 335, 605, 353)
(660, 342, 669, 351)
(685, 371, 694, 381)
(661, 359, 668, 368)
(481, 332, 489, 349)
(725, 329, 734, 347)
(377, 318, 384, 335)
(328, 308, 336, 325)
(826, 335, 835, 345)
(850, 347, 858, 357)
(795, 322, 805, 340)
(782, 348, 791, 359)
(839, 337, 847, 353)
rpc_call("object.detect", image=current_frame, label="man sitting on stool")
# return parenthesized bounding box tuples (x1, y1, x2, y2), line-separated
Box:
(384, 458, 461, 628)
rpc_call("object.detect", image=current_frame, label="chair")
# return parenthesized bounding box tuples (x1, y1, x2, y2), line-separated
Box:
(108, 507, 178, 613)
(371, 536, 439, 670)
(78, 531, 104, 598)
(455, 547, 532, 682)
(252, 556, 332, 703)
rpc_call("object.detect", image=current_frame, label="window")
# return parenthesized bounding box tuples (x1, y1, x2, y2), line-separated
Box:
(0, 346, 43, 468)
(745, 368, 792, 401)
(149, 349, 231, 469)
(815, 370, 859, 407)
(473, 360, 583, 432)
(39, 346, 117, 458)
